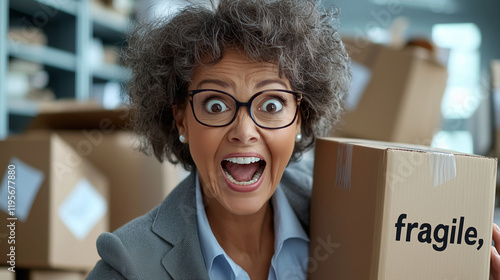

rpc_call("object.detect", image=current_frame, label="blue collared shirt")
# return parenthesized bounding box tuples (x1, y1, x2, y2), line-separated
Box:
(195, 172, 310, 280)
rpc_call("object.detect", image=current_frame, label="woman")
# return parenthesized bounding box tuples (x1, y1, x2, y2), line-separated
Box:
(87, 0, 500, 279)
(88, 1, 347, 278)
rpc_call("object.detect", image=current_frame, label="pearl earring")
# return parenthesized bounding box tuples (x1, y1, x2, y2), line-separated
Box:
(179, 134, 187, 143)
(295, 134, 302, 143)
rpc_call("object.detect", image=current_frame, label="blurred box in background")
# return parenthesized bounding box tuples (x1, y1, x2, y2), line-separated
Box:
(335, 38, 448, 145)
(310, 137, 496, 279)
(25, 105, 187, 231)
(0, 133, 109, 270)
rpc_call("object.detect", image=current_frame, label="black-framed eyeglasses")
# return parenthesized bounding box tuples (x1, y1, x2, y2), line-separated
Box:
(187, 89, 302, 129)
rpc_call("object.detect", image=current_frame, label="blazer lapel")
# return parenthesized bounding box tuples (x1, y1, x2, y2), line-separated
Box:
(151, 172, 209, 280)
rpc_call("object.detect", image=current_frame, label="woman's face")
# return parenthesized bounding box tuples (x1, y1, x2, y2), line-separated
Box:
(175, 50, 301, 216)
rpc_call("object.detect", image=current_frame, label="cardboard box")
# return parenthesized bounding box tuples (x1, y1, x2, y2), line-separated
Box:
(0, 133, 109, 270)
(310, 137, 497, 279)
(26, 106, 188, 230)
(55, 131, 188, 230)
(335, 39, 448, 145)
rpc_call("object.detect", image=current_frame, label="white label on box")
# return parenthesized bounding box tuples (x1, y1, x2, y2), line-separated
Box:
(0, 158, 44, 222)
(345, 61, 372, 111)
(58, 178, 107, 240)
(429, 152, 457, 187)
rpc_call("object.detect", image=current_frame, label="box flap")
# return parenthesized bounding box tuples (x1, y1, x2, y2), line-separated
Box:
(318, 137, 486, 158)
(27, 104, 131, 130)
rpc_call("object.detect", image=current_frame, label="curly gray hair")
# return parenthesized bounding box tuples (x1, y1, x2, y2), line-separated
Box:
(123, 0, 351, 171)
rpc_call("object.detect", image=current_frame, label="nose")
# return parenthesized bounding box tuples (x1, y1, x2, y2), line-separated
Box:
(227, 108, 260, 145)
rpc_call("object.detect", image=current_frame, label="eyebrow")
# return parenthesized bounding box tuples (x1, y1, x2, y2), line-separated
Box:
(255, 79, 289, 89)
(196, 79, 231, 89)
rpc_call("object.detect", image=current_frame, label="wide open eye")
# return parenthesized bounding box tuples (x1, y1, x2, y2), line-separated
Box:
(261, 98, 284, 113)
(204, 99, 229, 113)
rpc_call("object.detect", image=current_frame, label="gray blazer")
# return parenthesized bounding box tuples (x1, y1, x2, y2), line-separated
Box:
(86, 156, 313, 280)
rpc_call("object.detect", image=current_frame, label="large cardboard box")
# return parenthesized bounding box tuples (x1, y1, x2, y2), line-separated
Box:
(26, 107, 188, 230)
(0, 133, 109, 270)
(310, 137, 497, 279)
(335, 39, 448, 145)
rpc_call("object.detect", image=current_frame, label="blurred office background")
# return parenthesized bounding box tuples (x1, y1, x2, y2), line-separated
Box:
(2, 0, 500, 154)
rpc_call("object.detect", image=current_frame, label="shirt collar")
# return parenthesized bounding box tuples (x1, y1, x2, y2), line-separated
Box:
(272, 181, 309, 254)
(195, 172, 230, 275)
(195, 171, 309, 277)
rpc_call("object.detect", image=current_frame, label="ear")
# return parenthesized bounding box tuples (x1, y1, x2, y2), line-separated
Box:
(172, 104, 189, 141)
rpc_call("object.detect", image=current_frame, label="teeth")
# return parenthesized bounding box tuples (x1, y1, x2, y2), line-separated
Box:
(224, 165, 264, 185)
(224, 157, 262, 164)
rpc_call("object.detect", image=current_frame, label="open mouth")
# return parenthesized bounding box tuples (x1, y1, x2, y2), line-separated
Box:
(221, 157, 266, 186)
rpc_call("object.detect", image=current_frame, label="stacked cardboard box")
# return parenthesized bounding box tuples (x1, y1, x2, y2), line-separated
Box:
(0, 133, 109, 270)
(309, 137, 496, 279)
(25, 106, 188, 231)
(0, 103, 188, 274)
(334, 38, 448, 145)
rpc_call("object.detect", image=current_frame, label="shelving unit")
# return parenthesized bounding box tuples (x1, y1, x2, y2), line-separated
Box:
(8, 41, 76, 71)
(0, 0, 132, 138)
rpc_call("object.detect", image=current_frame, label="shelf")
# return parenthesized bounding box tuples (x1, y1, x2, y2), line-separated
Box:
(8, 98, 40, 117)
(2, 0, 132, 138)
(8, 98, 103, 117)
(9, 0, 77, 17)
(92, 63, 131, 81)
(92, 4, 132, 40)
(8, 40, 76, 72)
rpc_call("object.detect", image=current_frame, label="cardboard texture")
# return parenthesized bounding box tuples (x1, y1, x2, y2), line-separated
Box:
(335, 39, 448, 145)
(0, 133, 109, 270)
(310, 137, 497, 279)
(25, 106, 187, 231)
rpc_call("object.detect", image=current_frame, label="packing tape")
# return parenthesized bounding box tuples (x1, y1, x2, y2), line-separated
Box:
(385, 143, 458, 187)
(335, 143, 353, 190)
(333, 141, 457, 189)
(359, 142, 457, 188)
(429, 152, 457, 187)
